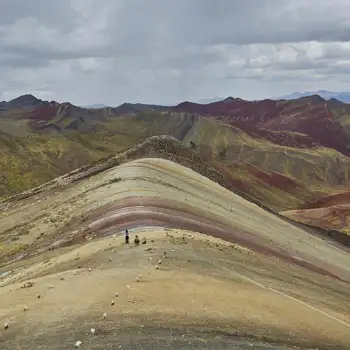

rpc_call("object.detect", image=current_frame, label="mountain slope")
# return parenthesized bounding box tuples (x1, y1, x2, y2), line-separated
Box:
(2, 94, 350, 214)
(1, 155, 349, 280)
(281, 191, 350, 236)
(1, 156, 350, 349)
(174, 96, 350, 156)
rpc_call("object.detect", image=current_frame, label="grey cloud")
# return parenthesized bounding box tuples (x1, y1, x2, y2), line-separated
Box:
(2, 0, 350, 104)
(0, 0, 78, 31)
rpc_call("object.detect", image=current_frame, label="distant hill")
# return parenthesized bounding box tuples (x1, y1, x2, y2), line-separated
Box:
(276, 90, 350, 103)
(2, 93, 350, 216)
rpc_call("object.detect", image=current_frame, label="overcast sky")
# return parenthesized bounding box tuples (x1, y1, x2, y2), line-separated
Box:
(2, 0, 350, 105)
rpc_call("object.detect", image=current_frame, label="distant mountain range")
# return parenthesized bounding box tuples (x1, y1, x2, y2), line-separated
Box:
(81, 98, 226, 109)
(74, 91, 350, 109)
(276, 90, 350, 103)
(81, 104, 110, 109)
(3, 92, 350, 231)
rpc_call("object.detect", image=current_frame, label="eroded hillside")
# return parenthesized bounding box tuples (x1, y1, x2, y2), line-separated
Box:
(0, 157, 349, 349)
(2, 94, 350, 215)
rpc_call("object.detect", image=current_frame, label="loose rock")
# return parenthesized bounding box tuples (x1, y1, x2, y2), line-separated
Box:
(21, 281, 34, 289)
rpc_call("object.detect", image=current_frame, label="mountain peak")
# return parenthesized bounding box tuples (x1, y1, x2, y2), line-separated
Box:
(9, 94, 39, 103)
(6, 94, 42, 109)
(301, 94, 325, 103)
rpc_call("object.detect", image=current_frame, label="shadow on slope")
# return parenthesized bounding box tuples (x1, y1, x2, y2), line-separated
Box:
(1, 135, 316, 213)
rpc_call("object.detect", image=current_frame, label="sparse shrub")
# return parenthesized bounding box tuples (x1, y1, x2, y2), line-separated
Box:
(109, 177, 122, 184)
(190, 141, 196, 149)
(219, 147, 228, 160)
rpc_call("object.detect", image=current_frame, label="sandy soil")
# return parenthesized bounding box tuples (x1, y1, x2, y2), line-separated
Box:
(0, 229, 349, 349)
(1, 158, 350, 349)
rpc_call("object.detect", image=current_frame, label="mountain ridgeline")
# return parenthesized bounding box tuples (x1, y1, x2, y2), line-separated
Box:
(1, 93, 350, 222)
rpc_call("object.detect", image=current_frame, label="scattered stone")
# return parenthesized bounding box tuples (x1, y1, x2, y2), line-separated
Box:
(171, 249, 175, 252)
(88, 268, 92, 272)
(127, 285, 131, 289)
(75, 340, 82, 348)
(60, 276, 65, 281)
(21, 281, 34, 289)
(145, 247, 152, 252)
(37, 295, 41, 299)
(114, 292, 119, 297)
(4, 322, 8, 329)
(111, 300, 115, 306)
(73, 271, 77, 275)
(155, 265, 159, 270)
(90, 328, 96, 335)
(24, 305, 27, 311)
(142, 237, 147, 244)
(48, 284, 54, 289)
(109, 257, 112, 262)
(136, 277, 140, 282)
(148, 257, 152, 261)
(157, 259, 162, 265)
(102, 312, 107, 319)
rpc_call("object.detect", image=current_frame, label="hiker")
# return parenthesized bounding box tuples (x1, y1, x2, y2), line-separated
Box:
(125, 229, 129, 244)
(134, 235, 140, 246)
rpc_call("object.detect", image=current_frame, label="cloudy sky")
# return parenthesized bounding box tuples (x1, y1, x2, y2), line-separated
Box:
(1, 0, 350, 105)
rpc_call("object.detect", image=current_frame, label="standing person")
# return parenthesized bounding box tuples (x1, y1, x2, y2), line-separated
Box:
(125, 229, 129, 244)
(134, 235, 140, 246)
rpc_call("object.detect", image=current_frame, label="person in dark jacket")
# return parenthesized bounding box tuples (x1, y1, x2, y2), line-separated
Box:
(125, 229, 129, 244)
(134, 235, 140, 246)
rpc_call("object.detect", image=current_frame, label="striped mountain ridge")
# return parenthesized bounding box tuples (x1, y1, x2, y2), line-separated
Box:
(1, 94, 350, 222)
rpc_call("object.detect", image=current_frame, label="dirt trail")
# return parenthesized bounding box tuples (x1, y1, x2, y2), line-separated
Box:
(0, 229, 349, 350)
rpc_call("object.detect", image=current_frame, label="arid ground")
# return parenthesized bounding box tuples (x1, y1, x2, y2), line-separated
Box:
(0, 158, 349, 349)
